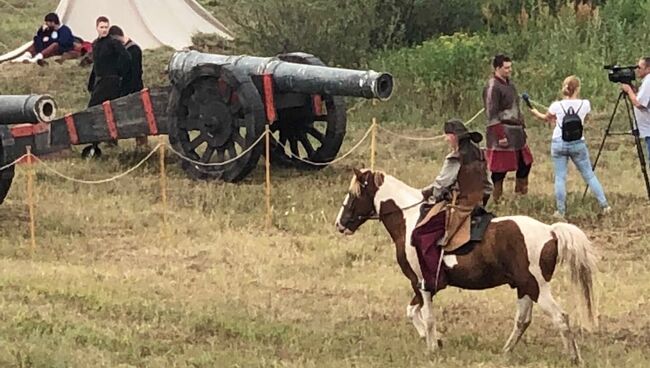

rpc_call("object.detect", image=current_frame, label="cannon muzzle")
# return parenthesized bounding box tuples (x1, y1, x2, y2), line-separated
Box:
(168, 51, 393, 100)
(0, 95, 57, 125)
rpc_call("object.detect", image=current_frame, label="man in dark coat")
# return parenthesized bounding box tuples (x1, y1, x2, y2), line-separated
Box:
(108, 26, 143, 97)
(84, 18, 130, 151)
(108, 25, 148, 146)
(86, 28, 131, 108)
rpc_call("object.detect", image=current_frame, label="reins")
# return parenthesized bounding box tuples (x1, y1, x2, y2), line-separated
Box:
(364, 199, 425, 221)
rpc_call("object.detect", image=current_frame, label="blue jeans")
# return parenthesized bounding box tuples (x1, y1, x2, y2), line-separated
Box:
(645, 137, 650, 163)
(551, 139, 608, 214)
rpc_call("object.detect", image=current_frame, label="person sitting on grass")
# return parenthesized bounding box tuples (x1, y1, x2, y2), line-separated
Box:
(12, 13, 77, 66)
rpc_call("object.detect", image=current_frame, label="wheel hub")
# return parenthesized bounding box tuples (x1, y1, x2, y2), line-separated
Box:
(201, 101, 233, 148)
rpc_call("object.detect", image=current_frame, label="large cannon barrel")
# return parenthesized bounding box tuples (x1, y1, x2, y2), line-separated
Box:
(0, 95, 57, 125)
(168, 51, 393, 100)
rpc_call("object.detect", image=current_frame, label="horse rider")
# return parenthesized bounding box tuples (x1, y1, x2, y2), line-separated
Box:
(412, 118, 493, 292)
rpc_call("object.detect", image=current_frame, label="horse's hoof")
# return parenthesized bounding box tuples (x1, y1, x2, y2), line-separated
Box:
(571, 357, 583, 366)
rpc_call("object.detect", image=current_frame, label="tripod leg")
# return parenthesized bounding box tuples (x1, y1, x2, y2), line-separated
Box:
(582, 92, 624, 200)
(623, 95, 650, 200)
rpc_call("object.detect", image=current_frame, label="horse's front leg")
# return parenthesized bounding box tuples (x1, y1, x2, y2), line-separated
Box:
(396, 242, 442, 348)
(419, 288, 442, 351)
(406, 293, 426, 338)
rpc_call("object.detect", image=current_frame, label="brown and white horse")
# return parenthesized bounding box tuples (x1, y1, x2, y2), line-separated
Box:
(335, 169, 597, 364)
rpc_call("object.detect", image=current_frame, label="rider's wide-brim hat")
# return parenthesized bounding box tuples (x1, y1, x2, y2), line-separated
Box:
(443, 118, 483, 143)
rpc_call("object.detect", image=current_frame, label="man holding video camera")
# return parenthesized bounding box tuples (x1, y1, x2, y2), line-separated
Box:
(620, 57, 650, 163)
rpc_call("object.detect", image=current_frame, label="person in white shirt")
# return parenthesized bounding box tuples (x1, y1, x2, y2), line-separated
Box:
(620, 57, 650, 165)
(529, 75, 610, 219)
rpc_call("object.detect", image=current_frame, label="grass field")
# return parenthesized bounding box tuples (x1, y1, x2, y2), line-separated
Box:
(1, 117, 650, 367)
(2, 1, 650, 367)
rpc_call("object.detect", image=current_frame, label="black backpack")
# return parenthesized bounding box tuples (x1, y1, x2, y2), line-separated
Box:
(559, 101, 584, 142)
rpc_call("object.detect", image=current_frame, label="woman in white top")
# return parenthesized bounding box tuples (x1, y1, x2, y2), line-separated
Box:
(530, 75, 610, 219)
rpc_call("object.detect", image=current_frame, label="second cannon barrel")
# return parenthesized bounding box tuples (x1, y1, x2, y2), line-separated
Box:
(168, 51, 393, 100)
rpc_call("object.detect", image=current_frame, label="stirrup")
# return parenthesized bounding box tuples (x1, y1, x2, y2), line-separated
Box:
(418, 279, 427, 292)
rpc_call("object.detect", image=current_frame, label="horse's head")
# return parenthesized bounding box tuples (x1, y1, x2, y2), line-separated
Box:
(335, 168, 385, 235)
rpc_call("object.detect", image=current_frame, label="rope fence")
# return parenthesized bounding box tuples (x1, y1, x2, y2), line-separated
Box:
(2, 106, 487, 250)
(376, 125, 446, 142)
(0, 154, 29, 172)
(165, 132, 267, 167)
(375, 107, 485, 141)
(31, 143, 162, 184)
(269, 123, 375, 166)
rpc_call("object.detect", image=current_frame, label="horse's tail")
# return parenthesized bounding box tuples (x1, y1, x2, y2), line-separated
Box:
(551, 222, 598, 328)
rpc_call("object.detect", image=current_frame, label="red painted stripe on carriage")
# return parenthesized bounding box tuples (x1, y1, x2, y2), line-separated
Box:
(312, 95, 323, 116)
(10, 122, 50, 138)
(102, 100, 119, 140)
(10, 124, 34, 138)
(64, 113, 79, 144)
(262, 73, 277, 123)
(140, 88, 159, 135)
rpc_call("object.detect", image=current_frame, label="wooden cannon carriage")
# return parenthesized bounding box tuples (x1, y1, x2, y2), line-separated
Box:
(0, 50, 393, 203)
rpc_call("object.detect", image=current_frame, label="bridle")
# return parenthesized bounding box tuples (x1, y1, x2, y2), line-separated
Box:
(342, 193, 424, 222)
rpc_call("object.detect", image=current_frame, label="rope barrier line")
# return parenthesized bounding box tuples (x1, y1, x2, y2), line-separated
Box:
(376, 125, 447, 141)
(165, 132, 266, 167)
(345, 99, 369, 114)
(31, 143, 162, 184)
(270, 124, 375, 166)
(1, 106, 486, 187)
(0, 154, 29, 171)
(375, 107, 486, 142)
(465, 107, 486, 126)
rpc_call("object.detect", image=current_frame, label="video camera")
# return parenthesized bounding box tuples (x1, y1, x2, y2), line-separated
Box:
(604, 64, 638, 84)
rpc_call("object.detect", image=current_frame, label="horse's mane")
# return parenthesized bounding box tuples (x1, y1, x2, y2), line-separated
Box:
(348, 170, 423, 200)
(348, 169, 388, 197)
(348, 175, 362, 197)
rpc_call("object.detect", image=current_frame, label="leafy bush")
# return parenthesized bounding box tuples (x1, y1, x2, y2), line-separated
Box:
(197, 0, 650, 127)
(354, 1, 650, 126)
(202, 0, 382, 67)
(368, 33, 490, 124)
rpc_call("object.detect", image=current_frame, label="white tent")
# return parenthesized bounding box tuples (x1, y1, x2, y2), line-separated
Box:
(0, 0, 234, 63)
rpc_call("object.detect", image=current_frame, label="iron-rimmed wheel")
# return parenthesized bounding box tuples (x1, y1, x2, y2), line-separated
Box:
(0, 139, 14, 205)
(270, 53, 347, 169)
(168, 63, 266, 182)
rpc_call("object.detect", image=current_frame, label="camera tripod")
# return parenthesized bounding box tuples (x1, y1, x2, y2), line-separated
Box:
(585, 90, 650, 200)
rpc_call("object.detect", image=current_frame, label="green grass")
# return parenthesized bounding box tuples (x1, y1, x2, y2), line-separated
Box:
(2, 1, 650, 367)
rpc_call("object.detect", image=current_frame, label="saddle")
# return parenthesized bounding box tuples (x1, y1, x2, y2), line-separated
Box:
(416, 201, 495, 253)
(411, 203, 495, 293)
